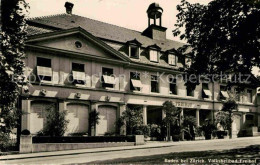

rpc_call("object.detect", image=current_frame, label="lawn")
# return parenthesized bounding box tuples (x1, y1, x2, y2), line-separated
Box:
(88, 145, 260, 164)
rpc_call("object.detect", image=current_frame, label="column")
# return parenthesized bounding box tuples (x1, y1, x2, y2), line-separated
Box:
(143, 105, 147, 125)
(59, 101, 66, 112)
(196, 109, 200, 126)
(211, 110, 215, 123)
(180, 108, 184, 140)
(21, 99, 31, 131)
(242, 113, 246, 125)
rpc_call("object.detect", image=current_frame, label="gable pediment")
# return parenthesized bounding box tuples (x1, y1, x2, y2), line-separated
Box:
(26, 27, 130, 62)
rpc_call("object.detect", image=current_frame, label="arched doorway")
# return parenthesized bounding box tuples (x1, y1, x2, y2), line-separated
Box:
(96, 105, 117, 135)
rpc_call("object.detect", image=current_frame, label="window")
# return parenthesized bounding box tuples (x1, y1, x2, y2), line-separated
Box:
(130, 72, 142, 91)
(37, 57, 52, 81)
(130, 46, 139, 58)
(220, 85, 229, 100)
(202, 83, 212, 98)
(235, 88, 241, 102)
(37, 57, 51, 67)
(187, 86, 194, 97)
(247, 89, 253, 103)
(75, 41, 82, 48)
(72, 63, 85, 85)
(72, 63, 84, 72)
(168, 54, 176, 66)
(151, 75, 159, 93)
(169, 77, 177, 95)
(150, 50, 159, 62)
(102, 67, 115, 88)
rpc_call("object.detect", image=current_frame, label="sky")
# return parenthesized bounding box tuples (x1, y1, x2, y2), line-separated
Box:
(26, 0, 210, 42)
(26, 0, 259, 76)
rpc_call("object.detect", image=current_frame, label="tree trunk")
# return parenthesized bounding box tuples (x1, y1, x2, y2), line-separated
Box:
(167, 123, 171, 141)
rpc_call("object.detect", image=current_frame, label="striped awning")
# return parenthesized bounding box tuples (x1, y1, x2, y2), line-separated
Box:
(103, 75, 116, 85)
(72, 71, 86, 81)
(221, 91, 229, 98)
(203, 89, 212, 96)
(37, 66, 52, 77)
(131, 79, 142, 88)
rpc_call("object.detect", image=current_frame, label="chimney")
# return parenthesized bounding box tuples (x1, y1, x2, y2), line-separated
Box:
(65, 2, 74, 14)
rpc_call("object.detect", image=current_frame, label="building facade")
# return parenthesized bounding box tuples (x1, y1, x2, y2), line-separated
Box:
(21, 2, 260, 138)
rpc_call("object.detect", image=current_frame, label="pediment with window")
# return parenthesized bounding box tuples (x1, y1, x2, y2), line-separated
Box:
(26, 27, 131, 63)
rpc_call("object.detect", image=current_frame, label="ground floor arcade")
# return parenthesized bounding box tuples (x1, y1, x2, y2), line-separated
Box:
(20, 85, 260, 138)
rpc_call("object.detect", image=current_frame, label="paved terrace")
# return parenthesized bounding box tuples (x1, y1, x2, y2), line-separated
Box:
(1, 137, 260, 164)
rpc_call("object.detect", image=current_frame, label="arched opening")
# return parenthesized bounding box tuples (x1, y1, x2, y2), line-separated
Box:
(66, 103, 89, 135)
(30, 101, 55, 134)
(96, 105, 117, 135)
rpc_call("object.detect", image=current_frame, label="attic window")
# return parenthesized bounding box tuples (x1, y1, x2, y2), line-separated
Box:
(75, 41, 82, 48)
(150, 50, 159, 62)
(129, 46, 139, 58)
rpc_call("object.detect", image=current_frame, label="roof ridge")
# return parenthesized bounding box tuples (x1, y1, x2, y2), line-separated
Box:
(27, 13, 67, 21)
(73, 14, 143, 33)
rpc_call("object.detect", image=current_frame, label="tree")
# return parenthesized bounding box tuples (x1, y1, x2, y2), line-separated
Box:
(162, 101, 181, 141)
(0, 0, 29, 150)
(121, 106, 143, 135)
(89, 109, 100, 136)
(173, 0, 260, 89)
(38, 104, 69, 137)
(182, 115, 197, 140)
(216, 99, 238, 138)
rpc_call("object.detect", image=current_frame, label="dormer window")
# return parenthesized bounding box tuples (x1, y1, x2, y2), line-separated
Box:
(168, 54, 176, 66)
(126, 39, 142, 59)
(130, 46, 139, 58)
(147, 44, 161, 63)
(178, 56, 185, 66)
(150, 50, 159, 62)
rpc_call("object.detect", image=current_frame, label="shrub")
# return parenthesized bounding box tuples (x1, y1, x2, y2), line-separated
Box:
(135, 125, 150, 138)
(37, 104, 69, 137)
(121, 106, 143, 135)
(150, 124, 161, 138)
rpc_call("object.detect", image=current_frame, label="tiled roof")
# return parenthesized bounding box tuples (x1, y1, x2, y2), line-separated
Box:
(27, 26, 53, 36)
(27, 14, 184, 51)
